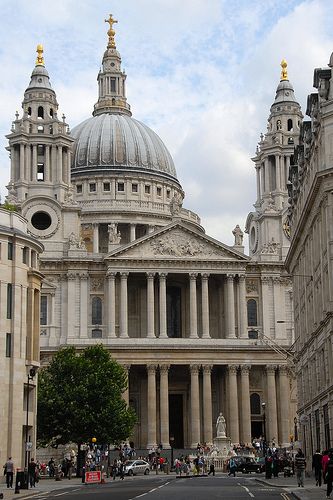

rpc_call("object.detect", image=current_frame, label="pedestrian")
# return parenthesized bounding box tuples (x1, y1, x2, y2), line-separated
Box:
(28, 458, 37, 488)
(208, 462, 215, 476)
(265, 453, 273, 479)
(326, 449, 333, 499)
(48, 457, 55, 477)
(312, 449, 322, 487)
(119, 461, 125, 480)
(323, 451, 330, 483)
(272, 453, 279, 478)
(228, 457, 236, 477)
(112, 459, 118, 480)
(3, 457, 14, 488)
(295, 449, 306, 488)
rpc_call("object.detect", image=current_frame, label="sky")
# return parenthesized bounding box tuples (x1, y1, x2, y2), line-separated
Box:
(0, 0, 332, 246)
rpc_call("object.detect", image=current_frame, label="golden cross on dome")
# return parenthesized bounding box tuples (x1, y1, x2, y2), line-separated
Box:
(280, 59, 288, 81)
(36, 44, 45, 66)
(105, 14, 118, 48)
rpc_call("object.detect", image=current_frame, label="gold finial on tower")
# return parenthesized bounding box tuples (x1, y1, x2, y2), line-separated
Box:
(36, 44, 45, 66)
(105, 14, 118, 48)
(280, 58, 288, 81)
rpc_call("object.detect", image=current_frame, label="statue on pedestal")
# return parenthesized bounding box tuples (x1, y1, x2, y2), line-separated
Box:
(216, 413, 226, 438)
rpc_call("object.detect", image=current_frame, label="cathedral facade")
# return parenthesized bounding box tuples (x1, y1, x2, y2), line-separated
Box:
(4, 17, 297, 456)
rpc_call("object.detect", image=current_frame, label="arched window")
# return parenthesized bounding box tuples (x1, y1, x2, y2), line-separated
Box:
(250, 393, 261, 414)
(27, 107, 32, 117)
(50, 108, 54, 118)
(37, 125, 44, 133)
(92, 297, 102, 324)
(287, 118, 293, 131)
(38, 106, 44, 119)
(247, 299, 257, 326)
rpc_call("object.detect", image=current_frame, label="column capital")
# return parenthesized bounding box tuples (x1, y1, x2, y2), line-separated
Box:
(106, 270, 116, 279)
(202, 364, 213, 374)
(79, 272, 89, 280)
(227, 364, 238, 374)
(189, 364, 201, 375)
(120, 272, 129, 279)
(159, 272, 168, 280)
(279, 365, 289, 376)
(261, 276, 271, 284)
(201, 273, 210, 281)
(227, 274, 235, 282)
(147, 364, 158, 374)
(238, 274, 246, 282)
(240, 364, 251, 374)
(67, 271, 77, 281)
(266, 364, 278, 374)
(189, 273, 198, 280)
(146, 272, 155, 280)
(159, 364, 170, 373)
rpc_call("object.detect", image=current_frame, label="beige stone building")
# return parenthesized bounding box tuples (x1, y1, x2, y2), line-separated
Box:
(286, 52, 333, 460)
(5, 18, 297, 451)
(0, 207, 43, 468)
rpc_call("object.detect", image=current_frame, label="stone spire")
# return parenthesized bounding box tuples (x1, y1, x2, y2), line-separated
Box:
(93, 14, 131, 117)
(245, 60, 303, 261)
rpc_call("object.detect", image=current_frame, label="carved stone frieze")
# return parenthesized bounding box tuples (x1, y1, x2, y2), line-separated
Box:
(246, 279, 258, 293)
(90, 277, 104, 291)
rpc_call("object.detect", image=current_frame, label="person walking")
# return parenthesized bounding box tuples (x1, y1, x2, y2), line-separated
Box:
(3, 457, 14, 488)
(312, 449, 323, 486)
(295, 449, 306, 488)
(28, 458, 37, 488)
(326, 449, 333, 499)
(228, 457, 236, 477)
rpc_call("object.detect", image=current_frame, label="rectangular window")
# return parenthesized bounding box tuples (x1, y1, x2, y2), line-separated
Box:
(76, 184, 82, 193)
(22, 247, 29, 265)
(40, 295, 48, 325)
(157, 187, 162, 196)
(132, 184, 138, 193)
(89, 183, 96, 192)
(166, 190, 171, 199)
(6, 333, 12, 357)
(110, 78, 116, 92)
(37, 144, 45, 155)
(145, 185, 151, 194)
(8, 241, 13, 260)
(103, 182, 110, 191)
(37, 163, 45, 181)
(323, 403, 331, 449)
(7, 283, 13, 319)
(117, 182, 125, 192)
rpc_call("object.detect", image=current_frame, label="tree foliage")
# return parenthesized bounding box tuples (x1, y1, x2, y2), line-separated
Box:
(37, 345, 136, 446)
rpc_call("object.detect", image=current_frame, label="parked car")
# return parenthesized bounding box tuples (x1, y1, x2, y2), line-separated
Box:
(235, 456, 265, 474)
(124, 460, 150, 476)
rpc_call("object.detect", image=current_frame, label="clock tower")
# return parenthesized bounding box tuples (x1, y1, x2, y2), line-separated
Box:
(246, 60, 303, 262)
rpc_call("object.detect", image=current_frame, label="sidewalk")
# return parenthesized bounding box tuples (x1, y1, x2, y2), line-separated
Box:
(256, 476, 329, 499)
(0, 477, 85, 500)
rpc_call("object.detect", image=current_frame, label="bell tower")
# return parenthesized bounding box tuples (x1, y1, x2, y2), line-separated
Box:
(6, 45, 82, 253)
(246, 60, 303, 261)
(6, 44, 74, 205)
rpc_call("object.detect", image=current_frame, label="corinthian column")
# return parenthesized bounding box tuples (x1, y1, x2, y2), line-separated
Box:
(159, 273, 167, 338)
(93, 223, 99, 253)
(106, 271, 116, 337)
(119, 272, 129, 338)
(279, 366, 290, 446)
(147, 273, 155, 338)
(226, 275, 236, 338)
(190, 365, 201, 447)
(79, 272, 88, 338)
(240, 365, 251, 445)
(189, 273, 198, 338)
(201, 274, 210, 338)
(266, 365, 278, 445)
(228, 365, 239, 444)
(238, 275, 248, 338)
(203, 365, 213, 445)
(159, 365, 170, 449)
(147, 365, 157, 448)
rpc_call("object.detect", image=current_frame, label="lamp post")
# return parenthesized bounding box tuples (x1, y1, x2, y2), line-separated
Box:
(294, 417, 298, 442)
(261, 402, 266, 456)
(25, 367, 37, 487)
(170, 436, 175, 471)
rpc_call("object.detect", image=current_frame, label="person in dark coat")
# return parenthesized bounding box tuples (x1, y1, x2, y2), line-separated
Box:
(326, 449, 333, 499)
(295, 449, 306, 488)
(312, 449, 322, 486)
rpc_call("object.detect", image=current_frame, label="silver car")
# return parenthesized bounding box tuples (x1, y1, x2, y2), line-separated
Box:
(124, 460, 150, 476)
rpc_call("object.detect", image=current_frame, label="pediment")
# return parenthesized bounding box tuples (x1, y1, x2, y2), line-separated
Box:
(106, 223, 248, 262)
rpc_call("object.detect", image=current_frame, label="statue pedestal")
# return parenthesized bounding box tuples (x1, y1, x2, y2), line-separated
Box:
(213, 435, 232, 458)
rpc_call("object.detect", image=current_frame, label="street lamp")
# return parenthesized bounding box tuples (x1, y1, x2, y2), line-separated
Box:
(294, 417, 298, 442)
(261, 402, 266, 455)
(170, 436, 175, 471)
(25, 367, 37, 486)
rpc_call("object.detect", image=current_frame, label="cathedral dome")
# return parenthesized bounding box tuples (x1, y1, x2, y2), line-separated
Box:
(71, 113, 178, 181)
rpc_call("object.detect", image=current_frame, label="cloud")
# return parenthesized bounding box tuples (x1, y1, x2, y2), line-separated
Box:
(0, 0, 332, 248)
